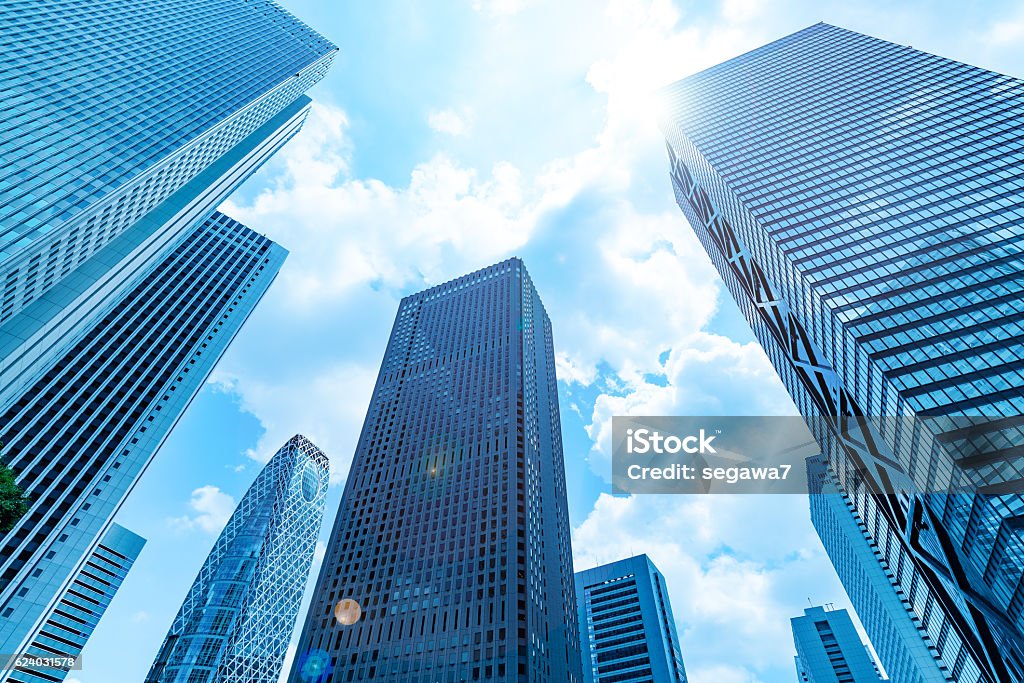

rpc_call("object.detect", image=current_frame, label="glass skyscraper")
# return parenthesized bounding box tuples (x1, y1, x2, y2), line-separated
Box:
(288, 259, 582, 683)
(807, 457, 952, 683)
(0, 0, 336, 402)
(0, 0, 334, 674)
(791, 605, 883, 683)
(7, 524, 145, 683)
(146, 435, 330, 683)
(661, 23, 1024, 683)
(575, 554, 688, 683)
(0, 214, 288, 674)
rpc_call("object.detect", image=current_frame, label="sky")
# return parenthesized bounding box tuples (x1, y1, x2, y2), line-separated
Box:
(71, 1, 1024, 682)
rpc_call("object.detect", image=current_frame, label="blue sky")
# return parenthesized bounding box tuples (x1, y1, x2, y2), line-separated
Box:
(72, 1, 1024, 682)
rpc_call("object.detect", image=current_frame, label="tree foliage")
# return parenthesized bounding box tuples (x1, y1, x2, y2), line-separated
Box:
(0, 443, 28, 534)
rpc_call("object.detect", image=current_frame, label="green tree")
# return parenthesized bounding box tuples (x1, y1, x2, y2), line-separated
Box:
(0, 442, 28, 534)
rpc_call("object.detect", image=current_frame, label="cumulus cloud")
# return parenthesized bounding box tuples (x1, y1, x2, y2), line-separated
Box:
(428, 108, 474, 136)
(583, 331, 796, 476)
(168, 485, 236, 535)
(210, 0, 804, 490)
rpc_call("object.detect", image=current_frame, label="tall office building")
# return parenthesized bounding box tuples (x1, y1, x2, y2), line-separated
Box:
(0, 0, 335, 672)
(147, 435, 329, 683)
(661, 23, 1024, 683)
(808, 457, 952, 682)
(792, 605, 883, 683)
(289, 259, 582, 683)
(0, 0, 335, 403)
(7, 524, 145, 683)
(0, 214, 288, 672)
(575, 555, 687, 683)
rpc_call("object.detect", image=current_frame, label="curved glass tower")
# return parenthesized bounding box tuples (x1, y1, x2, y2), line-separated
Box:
(146, 435, 330, 683)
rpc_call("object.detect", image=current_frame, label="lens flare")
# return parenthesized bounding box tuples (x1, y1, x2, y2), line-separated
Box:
(334, 598, 362, 626)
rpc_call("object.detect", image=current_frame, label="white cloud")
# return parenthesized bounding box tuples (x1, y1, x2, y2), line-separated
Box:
(471, 0, 528, 17)
(428, 108, 474, 136)
(582, 331, 795, 477)
(224, 104, 535, 313)
(987, 13, 1024, 46)
(168, 485, 236, 535)
(721, 0, 766, 23)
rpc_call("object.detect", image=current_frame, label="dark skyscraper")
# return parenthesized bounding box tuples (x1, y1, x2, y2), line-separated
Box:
(662, 22, 1024, 683)
(289, 258, 582, 683)
(0, 214, 287, 673)
(576, 555, 688, 683)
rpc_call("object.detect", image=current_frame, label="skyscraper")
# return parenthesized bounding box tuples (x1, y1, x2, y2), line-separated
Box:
(147, 435, 330, 683)
(7, 524, 145, 683)
(661, 22, 1024, 683)
(807, 457, 951, 683)
(0, 0, 335, 401)
(0, 0, 335, 671)
(0, 213, 288, 671)
(288, 259, 582, 683)
(792, 605, 883, 683)
(575, 554, 688, 683)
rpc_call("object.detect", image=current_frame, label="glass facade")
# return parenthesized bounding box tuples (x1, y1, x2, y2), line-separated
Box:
(0, 0, 336, 414)
(146, 435, 330, 683)
(807, 457, 952, 683)
(792, 605, 883, 683)
(0, 0, 335, 321)
(0, 95, 310, 409)
(0, 213, 288, 673)
(7, 524, 145, 683)
(288, 258, 582, 683)
(575, 554, 688, 683)
(661, 23, 1024, 683)
(0, 0, 335, 674)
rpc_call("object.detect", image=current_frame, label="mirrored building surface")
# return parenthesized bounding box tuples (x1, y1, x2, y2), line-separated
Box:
(0, 0, 335, 672)
(662, 22, 1024, 683)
